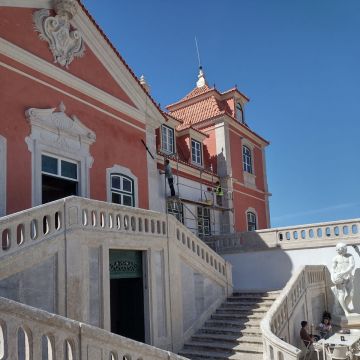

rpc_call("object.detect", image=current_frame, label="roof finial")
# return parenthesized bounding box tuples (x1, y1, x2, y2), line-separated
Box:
(195, 36, 206, 88)
(139, 74, 150, 93)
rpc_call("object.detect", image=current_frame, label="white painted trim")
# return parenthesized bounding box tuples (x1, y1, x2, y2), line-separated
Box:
(72, 6, 165, 126)
(0, 60, 146, 133)
(0, 0, 52, 8)
(0, 135, 6, 216)
(233, 187, 265, 202)
(106, 164, 139, 208)
(0, 37, 147, 125)
(25, 104, 95, 206)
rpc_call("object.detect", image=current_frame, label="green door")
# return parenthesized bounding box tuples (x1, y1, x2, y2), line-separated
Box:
(109, 250, 145, 342)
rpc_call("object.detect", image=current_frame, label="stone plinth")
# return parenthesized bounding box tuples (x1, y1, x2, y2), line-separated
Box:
(332, 313, 360, 329)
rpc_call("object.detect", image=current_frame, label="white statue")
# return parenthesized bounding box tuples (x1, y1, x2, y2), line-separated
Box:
(331, 243, 355, 316)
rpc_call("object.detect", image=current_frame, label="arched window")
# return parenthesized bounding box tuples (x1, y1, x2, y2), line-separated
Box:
(247, 211, 257, 231)
(242, 145, 253, 173)
(110, 174, 135, 207)
(236, 102, 244, 123)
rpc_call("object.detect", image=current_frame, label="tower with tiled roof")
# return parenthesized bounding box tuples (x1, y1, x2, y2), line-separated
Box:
(163, 68, 271, 233)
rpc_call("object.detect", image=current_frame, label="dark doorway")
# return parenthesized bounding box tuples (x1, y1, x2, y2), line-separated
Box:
(109, 250, 145, 342)
(42, 174, 78, 204)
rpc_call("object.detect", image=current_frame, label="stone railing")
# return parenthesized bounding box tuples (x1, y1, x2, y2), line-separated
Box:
(0, 295, 187, 360)
(205, 218, 360, 253)
(261, 265, 328, 360)
(0, 198, 65, 257)
(65, 196, 228, 283)
(0, 196, 228, 284)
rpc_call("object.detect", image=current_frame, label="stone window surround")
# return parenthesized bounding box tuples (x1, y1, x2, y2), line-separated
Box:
(246, 207, 258, 231)
(106, 164, 138, 208)
(242, 138, 256, 189)
(25, 104, 95, 206)
(161, 124, 175, 154)
(0, 135, 6, 216)
(191, 138, 203, 167)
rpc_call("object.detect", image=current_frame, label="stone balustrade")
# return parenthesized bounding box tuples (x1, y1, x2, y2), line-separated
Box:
(0, 198, 65, 257)
(0, 295, 187, 360)
(206, 218, 360, 253)
(261, 265, 328, 360)
(0, 196, 228, 284)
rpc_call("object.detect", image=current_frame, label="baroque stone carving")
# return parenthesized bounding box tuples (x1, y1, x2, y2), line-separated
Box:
(33, 0, 85, 68)
(331, 242, 355, 316)
(25, 102, 96, 153)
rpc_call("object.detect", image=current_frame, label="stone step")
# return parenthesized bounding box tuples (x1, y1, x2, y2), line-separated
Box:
(211, 313, 264, 321)
(192, 333, 262, 345)
(216, 306, 269, 314)
(183, 340, 262, 354)
(199, 326, 261, 337)
(221, 300, 274, 307)
(205, 318, 261, 329)
(228, 294, 278, 302)
(178, 349, 262, 360)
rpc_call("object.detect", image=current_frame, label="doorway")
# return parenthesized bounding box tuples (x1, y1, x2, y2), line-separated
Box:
(109, 250, 145, 342)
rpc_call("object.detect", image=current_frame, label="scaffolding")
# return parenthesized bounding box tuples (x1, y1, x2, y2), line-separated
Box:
(163, 154, 234, 237)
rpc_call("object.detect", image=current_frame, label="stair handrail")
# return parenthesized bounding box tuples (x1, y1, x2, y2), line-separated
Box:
(260, 265, 327, 360)
(0, 295, 188, 359)
(0, 196, 231, 286)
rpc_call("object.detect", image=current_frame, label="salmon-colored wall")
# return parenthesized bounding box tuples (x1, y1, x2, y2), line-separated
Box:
(0, 62, 149, 214)
(233, 186, 267, 231)
(0, 7, 135, 107)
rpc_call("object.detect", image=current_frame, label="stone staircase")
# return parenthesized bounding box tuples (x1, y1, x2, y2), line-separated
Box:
(179, 291, 280, 360)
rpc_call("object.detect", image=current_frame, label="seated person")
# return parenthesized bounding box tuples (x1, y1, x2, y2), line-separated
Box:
(300, 321, 317, 347)
(318, 316, 332, 339)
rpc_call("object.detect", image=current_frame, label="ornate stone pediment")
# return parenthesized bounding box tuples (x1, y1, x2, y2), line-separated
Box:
(25, 102, 96, 152)
(33, 0, 85, 68)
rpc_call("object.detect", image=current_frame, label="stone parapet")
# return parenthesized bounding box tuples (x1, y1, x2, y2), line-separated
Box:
(206, 218, 360, 253)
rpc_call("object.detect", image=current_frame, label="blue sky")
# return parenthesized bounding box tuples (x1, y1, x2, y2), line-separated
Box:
(82, 0, 360, 228)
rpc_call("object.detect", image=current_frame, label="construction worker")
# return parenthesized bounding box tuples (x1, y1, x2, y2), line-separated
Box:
(214, 181, 223, 206)
(159, 159, 176, 197)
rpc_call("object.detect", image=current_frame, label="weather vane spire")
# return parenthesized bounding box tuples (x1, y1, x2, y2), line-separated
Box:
(195, 36, 206, 88)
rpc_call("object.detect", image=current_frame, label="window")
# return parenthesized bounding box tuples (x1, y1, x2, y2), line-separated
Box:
(197, 207, 211, 236)
(167, 200, 184, 223)
(161, 125, 174, 153)
(26, 103, 95, 206)
(191, 139, 202, 165)
(111, 174, 135, 206)
(236, 102, 244, 123)
(41, 154, 78, 204)
(247, 211, 257, 231)
(242, 145, 253, 174)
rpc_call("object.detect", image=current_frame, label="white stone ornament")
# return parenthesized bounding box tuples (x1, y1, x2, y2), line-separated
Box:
(33, 0, 85, 68)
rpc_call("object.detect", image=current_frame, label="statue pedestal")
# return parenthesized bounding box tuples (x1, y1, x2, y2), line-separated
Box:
(332, 313, 360, 329)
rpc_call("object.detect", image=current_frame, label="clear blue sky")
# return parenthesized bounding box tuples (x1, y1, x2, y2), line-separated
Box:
(83, 0, 360, 228)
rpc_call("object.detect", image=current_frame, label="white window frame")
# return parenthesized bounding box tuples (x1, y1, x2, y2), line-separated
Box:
(242, 145, 253, 174)
(110, 173, 135, 207)
(25, 104, 95, 206)
(236, 102, 244, 124)
(106, 164, 138, 208)
(0, 135, 6, 216)
(161, 125, 175, 154)
(191, 139, 202, 166)
(41, 153, 79, 181)
(246, 208, 258, 231)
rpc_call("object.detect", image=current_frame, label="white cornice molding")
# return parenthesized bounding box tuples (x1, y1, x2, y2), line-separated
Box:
(0, 0, 52, 8)
(0, 60, 146, 132)
(0, 37, 148, 124)
(72, 6, 165, 126)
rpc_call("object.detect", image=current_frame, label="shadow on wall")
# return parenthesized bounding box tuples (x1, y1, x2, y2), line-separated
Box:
(205, 231, 293, 291)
